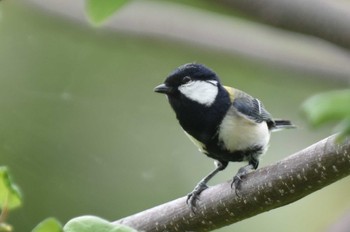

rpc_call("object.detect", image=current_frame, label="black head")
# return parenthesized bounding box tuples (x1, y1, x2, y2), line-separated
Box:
(154, 63, 223, 107)
(168, 63, 220, 83)
(154, 63, 220, 95)
(154, 63, 231, 143)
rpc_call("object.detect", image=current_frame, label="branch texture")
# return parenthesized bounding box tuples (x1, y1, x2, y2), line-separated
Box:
(116, 135, 350, 231)
(217, 0, 350, 51)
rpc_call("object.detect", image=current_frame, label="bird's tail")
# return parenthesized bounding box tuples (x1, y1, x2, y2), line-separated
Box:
(271, 119, 296, 131)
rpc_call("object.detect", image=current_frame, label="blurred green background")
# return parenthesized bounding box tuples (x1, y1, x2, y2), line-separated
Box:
(1, 1, 350, 231)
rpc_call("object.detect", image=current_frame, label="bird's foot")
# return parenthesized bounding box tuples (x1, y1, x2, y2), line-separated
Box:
(231, 173, 243, 197)
(186, 182, 208, 213)
(231, 165, 250, 197)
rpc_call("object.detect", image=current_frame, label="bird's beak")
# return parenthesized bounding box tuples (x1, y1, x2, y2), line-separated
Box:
(154, 83, 172, 94)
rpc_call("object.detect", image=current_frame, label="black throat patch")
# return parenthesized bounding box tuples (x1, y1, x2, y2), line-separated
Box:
(169, 85, 231, 144)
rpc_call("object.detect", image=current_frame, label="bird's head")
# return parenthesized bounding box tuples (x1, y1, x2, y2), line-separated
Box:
(154, 63, 221, 107)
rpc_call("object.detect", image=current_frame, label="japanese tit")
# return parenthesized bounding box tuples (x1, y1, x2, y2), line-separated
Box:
(154, 63, 295, 210)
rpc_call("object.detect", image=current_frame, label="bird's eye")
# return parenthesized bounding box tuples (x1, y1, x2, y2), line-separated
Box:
(182, 76, 191, 84)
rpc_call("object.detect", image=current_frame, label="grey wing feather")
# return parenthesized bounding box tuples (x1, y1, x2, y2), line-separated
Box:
(232, 90, 273, 124)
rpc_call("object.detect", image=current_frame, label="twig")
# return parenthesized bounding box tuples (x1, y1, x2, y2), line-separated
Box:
(115, 135, 350, 231)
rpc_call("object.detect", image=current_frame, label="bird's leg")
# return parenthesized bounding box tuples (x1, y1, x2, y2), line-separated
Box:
(231, 157, 259, 194)
(187, 160, 228, 212)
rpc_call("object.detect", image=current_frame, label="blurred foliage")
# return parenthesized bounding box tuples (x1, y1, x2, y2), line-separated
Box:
(31, 218, 62, 232)
(64, 216, 137, 232)
(85, 0, 129, 25)
(0, 167, 21, 211)
(0, 223, 12, 232)
(303, 89, 350, 140)
(0, 167, 21, 232)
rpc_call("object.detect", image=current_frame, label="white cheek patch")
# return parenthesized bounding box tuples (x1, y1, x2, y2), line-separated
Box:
(178, 81, 218, 106)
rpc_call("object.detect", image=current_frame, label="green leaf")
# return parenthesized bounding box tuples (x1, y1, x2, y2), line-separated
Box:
(302, 89, 350, 126)
(0, 167, 22, 210)
(335, 118, 350, 142)
(85, 0, 129, 25)
(63, 216, 137, 232)
(31, 218, 62, 232)
(302, 89, 350, 138)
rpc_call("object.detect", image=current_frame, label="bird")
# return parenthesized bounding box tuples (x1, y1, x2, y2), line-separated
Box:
(154, 63, 295, 211)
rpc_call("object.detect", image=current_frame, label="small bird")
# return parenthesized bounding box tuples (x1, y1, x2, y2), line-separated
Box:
(154, 63, 295, 210)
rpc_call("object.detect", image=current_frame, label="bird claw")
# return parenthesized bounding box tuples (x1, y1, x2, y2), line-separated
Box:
(231, 174, 243, 197)
(186, 193, 199, 213)
(230, 163, 256, 197)
(186, 182, 208, 213)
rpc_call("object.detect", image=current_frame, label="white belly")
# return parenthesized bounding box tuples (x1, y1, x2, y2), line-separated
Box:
(218, 109, 270, 152)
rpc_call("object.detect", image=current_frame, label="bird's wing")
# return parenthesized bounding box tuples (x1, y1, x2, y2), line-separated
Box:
(224, 86, 273, 124)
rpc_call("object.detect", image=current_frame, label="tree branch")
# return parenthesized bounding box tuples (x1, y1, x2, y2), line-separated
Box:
(115, 135, 350, 231)
(216, 0, 350, 51)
